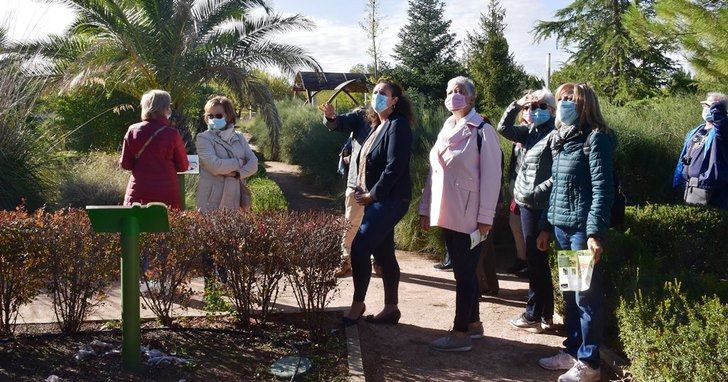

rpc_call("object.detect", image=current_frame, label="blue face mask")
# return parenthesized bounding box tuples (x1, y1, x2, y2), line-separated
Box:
(558, 100, 578, 126)
(702, 106, 714, 123)
(208, 118, 227, 130)
(371, 93, 390, 113)
(531, 108, 551, 127)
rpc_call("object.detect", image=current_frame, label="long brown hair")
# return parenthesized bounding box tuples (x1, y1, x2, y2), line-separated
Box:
(555, 83, 610, 133)
(365, 79, 415, 128)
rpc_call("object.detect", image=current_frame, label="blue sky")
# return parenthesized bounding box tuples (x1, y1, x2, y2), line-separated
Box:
(1, 0, 575, 81)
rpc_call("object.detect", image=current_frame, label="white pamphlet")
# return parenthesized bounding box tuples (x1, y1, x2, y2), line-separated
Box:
(469, 230, 488, 250)
(178, 155, 199, 174)
(557, 250, 595, 292)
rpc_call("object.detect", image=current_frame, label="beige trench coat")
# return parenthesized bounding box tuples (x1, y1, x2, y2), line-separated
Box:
(195, 129, 258, 212)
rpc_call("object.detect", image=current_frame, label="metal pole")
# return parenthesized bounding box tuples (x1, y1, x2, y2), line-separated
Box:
(178, 173, 186, 210)
(547, 53, 552, 90)
(120, 216, 141, 372)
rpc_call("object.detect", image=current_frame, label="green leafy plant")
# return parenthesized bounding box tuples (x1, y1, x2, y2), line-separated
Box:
(248, 177, 288, 212)
(618, 281, 728, 381)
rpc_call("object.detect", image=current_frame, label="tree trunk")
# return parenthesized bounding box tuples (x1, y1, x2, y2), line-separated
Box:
(169, 110, 196, 154)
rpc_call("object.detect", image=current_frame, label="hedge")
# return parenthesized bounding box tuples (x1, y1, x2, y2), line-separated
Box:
(0, 208, 345, 334)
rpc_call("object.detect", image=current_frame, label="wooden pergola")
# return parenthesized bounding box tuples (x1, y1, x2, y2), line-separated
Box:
(292, 71, 370, 105)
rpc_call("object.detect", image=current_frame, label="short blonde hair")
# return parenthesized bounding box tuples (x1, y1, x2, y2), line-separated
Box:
(140, 89, 171, 120)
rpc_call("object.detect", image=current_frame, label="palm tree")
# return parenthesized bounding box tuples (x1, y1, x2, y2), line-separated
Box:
(31, 0, 320, 157)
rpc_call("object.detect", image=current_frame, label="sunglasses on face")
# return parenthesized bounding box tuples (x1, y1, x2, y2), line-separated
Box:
(560, 96, 574, 102)
(206, 113, 224, 119)
(523, 103, 549, 111)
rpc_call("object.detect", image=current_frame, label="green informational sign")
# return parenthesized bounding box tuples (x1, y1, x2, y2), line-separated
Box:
(86, 203, 169, 372)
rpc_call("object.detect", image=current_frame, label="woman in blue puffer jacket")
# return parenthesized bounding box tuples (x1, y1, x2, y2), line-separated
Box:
(535, 83, 615, 382)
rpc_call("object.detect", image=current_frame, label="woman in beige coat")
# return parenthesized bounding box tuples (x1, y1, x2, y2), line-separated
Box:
(195, 96, 258, 212)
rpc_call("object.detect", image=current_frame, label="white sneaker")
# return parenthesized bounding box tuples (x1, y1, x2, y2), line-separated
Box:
(510, 313, 544, 333)
(558, 361, 601, 382)
(538, 350, 577, 370)
(541, 318, 554, 331)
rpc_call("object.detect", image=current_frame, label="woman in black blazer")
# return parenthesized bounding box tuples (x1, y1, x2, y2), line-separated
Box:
(343, 79, 414, 325)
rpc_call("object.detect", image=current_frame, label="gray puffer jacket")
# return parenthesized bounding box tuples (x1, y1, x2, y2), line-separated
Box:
(497, 101, 554, 210)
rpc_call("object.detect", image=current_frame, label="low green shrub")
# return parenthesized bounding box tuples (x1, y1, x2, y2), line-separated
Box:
(624, 204, 728, 284)
(57, 152, 128, 208)
(618, 281, 728, 382)
(248, 177, 288, 212)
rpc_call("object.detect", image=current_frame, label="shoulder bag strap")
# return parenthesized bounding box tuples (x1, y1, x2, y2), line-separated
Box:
(135, 126, 169, 160)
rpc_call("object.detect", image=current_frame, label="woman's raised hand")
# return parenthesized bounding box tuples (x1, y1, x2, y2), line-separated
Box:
(320, 102, 335, 120)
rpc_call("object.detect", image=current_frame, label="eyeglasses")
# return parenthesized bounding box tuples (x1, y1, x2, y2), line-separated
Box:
(206, 113, 224, 119)
(523, 103, 549, 111)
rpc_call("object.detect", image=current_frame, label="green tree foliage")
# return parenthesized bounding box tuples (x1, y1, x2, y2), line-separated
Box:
(534, 0, 677, 104)
(465, 0, 543, 110)
(359, 0, 385, 79)
(626, 0, 728, 91)
(42, 86, 138, 152)
(29, 0, 319, 158)
(392, 0, 464, 100)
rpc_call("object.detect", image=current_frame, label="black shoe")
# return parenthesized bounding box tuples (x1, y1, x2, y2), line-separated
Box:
(433, 262, 453, 270)
(365, 309, 401, 325)
(514, 266, 529, 279)
(480, 289, 499, 297)
(506, 260, 527, 274)
(342, 306, 366, 327)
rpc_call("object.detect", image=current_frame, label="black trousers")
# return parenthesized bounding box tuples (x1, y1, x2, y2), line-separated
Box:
(443, 228, 483, 332)
(520, 206, 554, 321)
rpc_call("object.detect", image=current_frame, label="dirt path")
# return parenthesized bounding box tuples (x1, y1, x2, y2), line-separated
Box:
(263, 161, 337, 211)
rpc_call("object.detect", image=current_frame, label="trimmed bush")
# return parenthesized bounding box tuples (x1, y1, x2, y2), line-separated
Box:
(248, 177, 288, 212)
(0, 209, 48, 335)
(618, 281, 728, 382)
(139, 211, 204, 326)
(283, 211, 346, 337)
(57, 152, 128, 208)
(39, 209, 119, 334)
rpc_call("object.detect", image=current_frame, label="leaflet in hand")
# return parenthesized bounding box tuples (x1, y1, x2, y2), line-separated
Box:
(469, 230, 488, 250)
(557, 250, 595, 292)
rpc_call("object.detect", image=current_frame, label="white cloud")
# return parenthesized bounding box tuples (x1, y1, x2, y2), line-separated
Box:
(275, 0, 570, 82)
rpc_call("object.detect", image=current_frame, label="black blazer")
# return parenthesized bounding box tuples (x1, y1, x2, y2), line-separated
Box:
(357, 114, 413, 202)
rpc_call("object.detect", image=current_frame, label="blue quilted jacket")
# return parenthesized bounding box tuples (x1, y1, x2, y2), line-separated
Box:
(541, 129, 615, 238)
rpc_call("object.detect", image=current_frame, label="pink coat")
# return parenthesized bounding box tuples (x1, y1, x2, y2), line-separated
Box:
(419, 109, 502, 234)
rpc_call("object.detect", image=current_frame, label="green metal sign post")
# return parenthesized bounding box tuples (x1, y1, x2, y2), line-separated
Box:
(86, 203, 169, 372)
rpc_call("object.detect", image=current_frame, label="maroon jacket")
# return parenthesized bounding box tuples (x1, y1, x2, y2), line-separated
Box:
(119, 118, 189, 209)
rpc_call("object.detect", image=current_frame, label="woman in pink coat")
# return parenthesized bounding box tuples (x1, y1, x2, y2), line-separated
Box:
(419, 76, 502, 352)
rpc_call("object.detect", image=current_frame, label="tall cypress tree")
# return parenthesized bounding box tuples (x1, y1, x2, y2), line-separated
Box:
(626, 0, 728, 91)
(392, 0, 463, 100)
(465, 0, 538, 110)
(534, 0, 677, 104)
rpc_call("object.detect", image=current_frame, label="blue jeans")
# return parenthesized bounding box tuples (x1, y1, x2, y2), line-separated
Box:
(554, 226, 604, 369)
(443, 228, 483, 332)
(521, 207, 554, 322)
(351, 199, 409, 305)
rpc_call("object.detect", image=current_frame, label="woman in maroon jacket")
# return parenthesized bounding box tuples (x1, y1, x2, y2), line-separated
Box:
(119, 89, 189, 209)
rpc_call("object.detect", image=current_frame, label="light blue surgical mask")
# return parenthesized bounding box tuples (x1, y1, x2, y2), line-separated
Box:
(371, 93, 390, 113)
(702, 106, 714, 123)
(558, 100, 578, 126)
(531, 108, 551, 127)
(208, 118, 227, 130)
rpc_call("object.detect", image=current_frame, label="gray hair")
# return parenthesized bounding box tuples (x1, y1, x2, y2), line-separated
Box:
(140, 89, 172, 120)
(447, 76, 477, 98)
(707, 92, 728, 108)
(530, 88, 557, 109)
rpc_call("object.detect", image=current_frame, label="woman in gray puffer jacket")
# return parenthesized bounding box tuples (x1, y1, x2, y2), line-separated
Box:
(497, 89, 556, 334)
